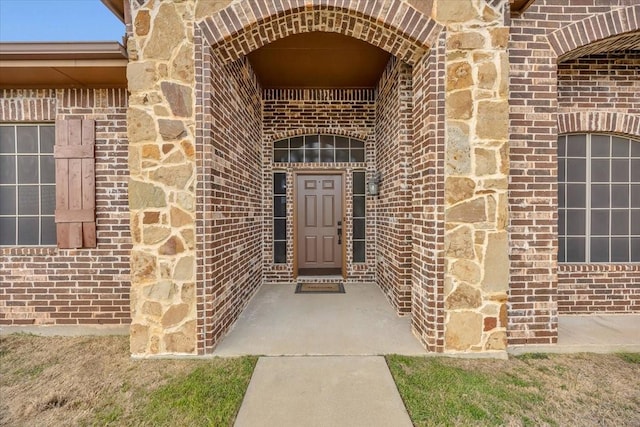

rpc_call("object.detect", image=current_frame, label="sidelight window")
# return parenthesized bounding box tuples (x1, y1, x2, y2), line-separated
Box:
(352, 171, 366, 263)
(273, 172, 287, 263)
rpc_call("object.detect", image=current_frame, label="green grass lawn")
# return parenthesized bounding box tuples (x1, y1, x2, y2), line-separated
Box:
(94, 358, 257, 426)
(2, 335, 638, 426)
(387, 353, 640, 426)
(387, 355, 545, 426)
(0, 335, 257, 427)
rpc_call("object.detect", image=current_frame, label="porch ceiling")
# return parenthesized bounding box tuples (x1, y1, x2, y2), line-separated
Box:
(247, 32, 392, 89)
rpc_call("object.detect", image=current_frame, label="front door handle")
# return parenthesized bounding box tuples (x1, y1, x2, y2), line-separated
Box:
(337, 220, 342, 245)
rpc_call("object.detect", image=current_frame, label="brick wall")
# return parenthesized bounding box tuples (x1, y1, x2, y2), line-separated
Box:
(0, 88, 131, 326)
(411, 31, 447, 352)
(263, 89, 376, 137)
(262, 88, 377, 284)
(558, 51, 640, 115)
(375, 57, 414, 314)
(510, 0, 638, 345)
(199, 0, 438, 67)
(558, 265, 640, 313)
(556, 50, 640, 314)
(196, 47, 263, 353)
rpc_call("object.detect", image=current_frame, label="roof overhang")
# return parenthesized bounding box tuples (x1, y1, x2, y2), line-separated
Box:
(510, 0, 536, 15)
(0, 42, 128, 89)
(101, 0, 126, 23)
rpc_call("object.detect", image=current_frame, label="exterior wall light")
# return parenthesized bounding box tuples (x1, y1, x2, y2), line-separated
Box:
(368, 172, 382, 196)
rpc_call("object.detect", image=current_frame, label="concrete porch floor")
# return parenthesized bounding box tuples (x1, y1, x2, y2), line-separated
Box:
(212, 283, 428, 356)
(1, 287, 636, 356)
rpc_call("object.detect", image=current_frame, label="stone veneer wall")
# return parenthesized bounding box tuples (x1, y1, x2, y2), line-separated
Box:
(375, 57, 415, 314)
(262, 89, 376, 284)
(438, 0, 510, 352)
(127, 0, 199, 355)
(197, 51, 263, 354)
(509, 1, 638, 345)
(0, 89, 131, 326)
(556, 51, 640, 314)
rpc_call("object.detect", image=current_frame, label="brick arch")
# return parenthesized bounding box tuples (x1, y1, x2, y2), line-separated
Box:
(267, 128, 372, 144)
(558, 112, 640, 139)
(198, 0, 442, 65)
(547, 5, 640, 61)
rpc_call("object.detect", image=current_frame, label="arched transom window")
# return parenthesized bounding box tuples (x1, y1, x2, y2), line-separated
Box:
(273, 134, 365, 163)
(559, 133, 640, 263)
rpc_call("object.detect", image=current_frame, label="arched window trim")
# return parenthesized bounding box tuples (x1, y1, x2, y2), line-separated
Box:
(559, 132, 640, 264)
(273, 134, 366, 164)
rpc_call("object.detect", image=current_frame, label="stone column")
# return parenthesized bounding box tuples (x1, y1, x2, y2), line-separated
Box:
(435, 0, 510, 352)
(126, 0, 199, 355)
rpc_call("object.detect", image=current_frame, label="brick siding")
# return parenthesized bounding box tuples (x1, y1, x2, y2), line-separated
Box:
(0, 89, 131, 326)
(199, 0, 440, 66)
(558, 51, 640, 116)
(509, 1, 639, 345)
(6, 0, 637, 354)
(558, 265, 640, 314)
(410, 32, 447, 352)
(555, 50, 640, 314)
(187, 0, 445, 354)
(262, 88, 377, 284)
(196, 41, 263, 354)
(375, 57, 415, 314)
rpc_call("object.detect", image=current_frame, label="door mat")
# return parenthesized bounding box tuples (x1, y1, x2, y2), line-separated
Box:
(295, 283, 345, 294)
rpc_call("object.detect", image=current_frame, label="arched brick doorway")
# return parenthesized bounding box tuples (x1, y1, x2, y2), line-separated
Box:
(193, 0, 446, 354)
(128, 0, 512, 357)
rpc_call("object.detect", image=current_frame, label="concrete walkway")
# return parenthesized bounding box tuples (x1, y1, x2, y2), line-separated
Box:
(559, 314, 639, 347)
(221, 284, 421, 426)
(221, 286, 639, 426)
(509, 314, 640, 355)
(213, 283, 427, 356)
(234, 356, 412, 427)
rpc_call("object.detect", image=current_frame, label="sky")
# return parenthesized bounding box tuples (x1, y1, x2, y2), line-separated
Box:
(0, 0, 125, 42)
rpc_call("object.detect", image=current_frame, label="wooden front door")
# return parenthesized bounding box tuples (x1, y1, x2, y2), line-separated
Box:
(296, 174, 343, 275)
